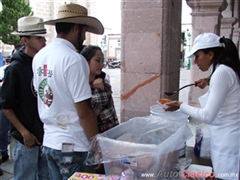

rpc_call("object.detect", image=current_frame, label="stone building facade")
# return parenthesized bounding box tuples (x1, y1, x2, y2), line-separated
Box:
(0, 0, 100, 57)
(29, 1, 99, 46)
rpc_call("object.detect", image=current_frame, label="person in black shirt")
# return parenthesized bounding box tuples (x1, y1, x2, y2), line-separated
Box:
(0, 16, 50, 180)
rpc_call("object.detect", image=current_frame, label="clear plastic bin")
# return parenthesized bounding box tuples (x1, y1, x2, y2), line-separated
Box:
(87, 116, 193, 180)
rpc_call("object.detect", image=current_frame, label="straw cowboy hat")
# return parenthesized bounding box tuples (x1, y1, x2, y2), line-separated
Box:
(11, 16, 49, 37)
(43, 3, 104, 35)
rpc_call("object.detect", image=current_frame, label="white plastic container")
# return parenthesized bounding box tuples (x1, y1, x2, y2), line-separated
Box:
(150, 104, 189, 121)
(150, 104, 189, 157)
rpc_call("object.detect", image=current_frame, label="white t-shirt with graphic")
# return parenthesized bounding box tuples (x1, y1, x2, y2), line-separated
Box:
(32, 38, 92, 152)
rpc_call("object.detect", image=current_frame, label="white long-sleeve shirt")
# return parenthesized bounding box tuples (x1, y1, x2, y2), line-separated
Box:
(180, 64, 240, 124)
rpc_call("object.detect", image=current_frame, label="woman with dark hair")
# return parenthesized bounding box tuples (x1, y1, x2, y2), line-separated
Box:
(81, 45, 119, 133)
(165, 33, 240, 180)
(81, 45, 119, 174)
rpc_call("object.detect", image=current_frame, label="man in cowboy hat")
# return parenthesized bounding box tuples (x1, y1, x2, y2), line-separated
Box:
(32, 3, 104, 179)
(0, 16, 50, 179)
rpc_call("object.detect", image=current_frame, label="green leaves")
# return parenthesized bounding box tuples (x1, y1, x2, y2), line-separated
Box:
(0, 0, 33, 46)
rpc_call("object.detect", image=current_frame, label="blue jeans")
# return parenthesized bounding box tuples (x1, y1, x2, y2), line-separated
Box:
(13, 140, 50, 180)
(0, 109, 10, 156)
(42, 146, 94, 180)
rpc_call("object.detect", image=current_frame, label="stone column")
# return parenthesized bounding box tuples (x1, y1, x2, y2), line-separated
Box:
(186, 0, 225, 104)
(232, 0, 240, 51)
(220, 0, 237, 39)
(121, 0, 182, 122)
(85, 1, 99, 45)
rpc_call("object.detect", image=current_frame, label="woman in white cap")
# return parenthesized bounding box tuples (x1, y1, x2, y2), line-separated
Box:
(164, 33, 240, 180)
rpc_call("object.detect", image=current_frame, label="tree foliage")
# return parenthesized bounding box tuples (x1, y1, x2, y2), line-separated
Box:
(0, 0, 33, 46)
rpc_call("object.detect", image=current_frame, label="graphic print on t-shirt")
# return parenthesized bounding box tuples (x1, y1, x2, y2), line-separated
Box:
(38, 78, 53, 107)
(37, 64, 54, 107)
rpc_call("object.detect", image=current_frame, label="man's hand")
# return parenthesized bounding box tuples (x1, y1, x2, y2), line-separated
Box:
(93, 78, 104, 90)
(2, 108, 41, 148)
(22, 130, 41, 148)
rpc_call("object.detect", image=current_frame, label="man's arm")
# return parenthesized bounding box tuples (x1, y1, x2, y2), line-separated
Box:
(75, 99, 98, 140)
(2, 108, 40, 148)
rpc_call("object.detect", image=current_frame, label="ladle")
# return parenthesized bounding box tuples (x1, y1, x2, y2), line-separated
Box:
(164, 83, 196, 96)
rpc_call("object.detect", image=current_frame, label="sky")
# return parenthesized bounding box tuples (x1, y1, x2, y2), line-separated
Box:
(181, 0, 192, 33)
(95, 0, 191, 35)
(96, 0, 121, 34)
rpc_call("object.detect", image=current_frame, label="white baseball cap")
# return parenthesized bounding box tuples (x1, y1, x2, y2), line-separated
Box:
(185, 33, 224, 58)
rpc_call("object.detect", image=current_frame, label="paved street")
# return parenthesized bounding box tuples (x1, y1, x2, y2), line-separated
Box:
(0, 66, 200, 180)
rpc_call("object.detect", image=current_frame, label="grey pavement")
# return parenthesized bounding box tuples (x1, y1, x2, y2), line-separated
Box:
(0, 66, 199, 179)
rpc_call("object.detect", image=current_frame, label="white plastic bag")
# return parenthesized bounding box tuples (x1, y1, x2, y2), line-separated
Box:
(194, 123, 211, 159)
